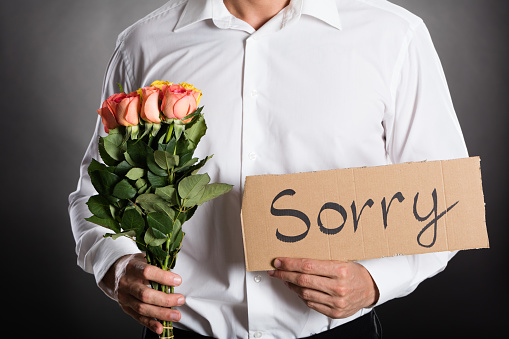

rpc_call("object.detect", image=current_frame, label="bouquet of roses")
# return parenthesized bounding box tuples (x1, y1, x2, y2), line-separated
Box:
(85, 80, 232, 338)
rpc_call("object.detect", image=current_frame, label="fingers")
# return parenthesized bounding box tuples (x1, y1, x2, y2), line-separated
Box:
(128, 282, 186, 309)
(121, 303, 165, 334)
(114, 254, 186, 333)
(127, 257, 182, 287)
(120, 292, 183, 322)
(269, 258, 344, 297)
(272, 257, 344, 278)
(268, 258, 378, 319)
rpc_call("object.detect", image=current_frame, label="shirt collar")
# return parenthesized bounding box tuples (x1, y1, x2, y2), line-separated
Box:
(174, 0, 342, 32)
(301, 0, 342, 30)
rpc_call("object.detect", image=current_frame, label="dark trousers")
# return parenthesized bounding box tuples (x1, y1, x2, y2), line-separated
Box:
(142, 310, 382, 339)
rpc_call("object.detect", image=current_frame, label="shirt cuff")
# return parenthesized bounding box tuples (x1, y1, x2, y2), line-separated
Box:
(86, 232, 142, 285)
(357, 251, 456, 307)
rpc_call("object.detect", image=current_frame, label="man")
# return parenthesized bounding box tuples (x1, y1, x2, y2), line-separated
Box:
(69, 0, 468, 338)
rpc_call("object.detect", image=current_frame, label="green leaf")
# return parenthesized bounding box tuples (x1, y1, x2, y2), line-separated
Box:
(88, 158, 107, 174)
(176, 137, 196, 156)
(105, 230, 136, 240)
(174, 120, 185, 141)
(86, 195, 112, 219)
(155, 185, 178, 206)
(102, 133, 124, 161)
(165, 139, 176, 154)
(144, 228, 167, 247)
(178, 174, 210, 202)
(147, 152, 169, 177)
(85, 215, 121, 233)
(184, 114, 207, 146)
(197, 183, 234, 205)
(170, 219, 182, 243)
(135, 178, 149, 194)
(136, 193, 177, 220)
(98, 138, 119, 166)
(89, 169, 121, 195)
(154, 150, 179, 170)
(184, 205, 198, 222)
(126, 167, 145, 180)
(181, 191, 204, 208)
(147, 212, 173, 235)
(169, 227, 183, 253)
(121, 207, 145, 236)
(175, 157, 199, 173)
(126, 139, 150, 167)
(114, 161, 133, 176)
(182, 155, 213, 177)
(148, 245, 169, 261)
(124, 151, 138, 167)
(147, 171, 167, 188)
(181, 107, 203, 123)
(112, 179, 137, 199)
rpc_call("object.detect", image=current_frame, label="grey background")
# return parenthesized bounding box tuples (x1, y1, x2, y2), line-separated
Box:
(1, 0, 507, 337)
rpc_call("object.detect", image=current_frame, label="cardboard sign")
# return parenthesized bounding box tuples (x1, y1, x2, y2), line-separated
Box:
(241, 157, 488, 271)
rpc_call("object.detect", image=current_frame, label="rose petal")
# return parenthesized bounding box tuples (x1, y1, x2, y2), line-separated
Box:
(97, 106, 119, 133)
(141, 88, 161, 123)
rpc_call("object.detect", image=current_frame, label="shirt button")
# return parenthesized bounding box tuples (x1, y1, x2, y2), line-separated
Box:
(254, 331, 263, 338)
(254, 275, 262, 283)
(248, 152, 257, 160)
(251, 89, 259, 98)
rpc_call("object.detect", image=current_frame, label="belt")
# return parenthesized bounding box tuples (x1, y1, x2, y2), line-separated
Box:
(142, 310, 382, 339)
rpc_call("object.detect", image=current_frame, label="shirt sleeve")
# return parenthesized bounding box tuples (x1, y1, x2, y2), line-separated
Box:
(358, 21, 469, 307)
(68, 37, 141, 285)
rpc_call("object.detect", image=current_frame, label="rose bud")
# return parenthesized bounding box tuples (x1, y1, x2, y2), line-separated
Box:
(115, 91, 140, 126)
(161, 84, 200, 121)
(140, 86, 162, 123)
(97, 92, 127, 133)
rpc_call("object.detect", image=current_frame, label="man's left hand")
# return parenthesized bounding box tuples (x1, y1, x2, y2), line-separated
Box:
(268, 258, 379, 319)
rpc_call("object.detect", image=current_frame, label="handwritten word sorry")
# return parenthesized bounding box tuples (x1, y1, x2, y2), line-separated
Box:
(270, 188, 459, 248)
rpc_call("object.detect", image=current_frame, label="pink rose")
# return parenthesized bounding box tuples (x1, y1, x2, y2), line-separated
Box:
(97, 93, 126, 133)
(115, 91, 140, 127)
(161, 84, 200, 121)
(140, 86, 162, 123)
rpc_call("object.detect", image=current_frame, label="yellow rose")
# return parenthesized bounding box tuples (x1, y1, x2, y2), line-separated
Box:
(150, 80, 173, 90)
(180, 83, 202, 106)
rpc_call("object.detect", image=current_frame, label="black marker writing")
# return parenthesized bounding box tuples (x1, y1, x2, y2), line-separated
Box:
(318, 202, 348, 235)
(381, 192, 405, 229)
(351, 199, 374, 232)
(271, 189, 311, 243)
(413, 189, 459, 248)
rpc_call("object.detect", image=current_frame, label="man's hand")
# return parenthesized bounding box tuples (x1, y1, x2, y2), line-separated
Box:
(268, 258, 379, 319)
(99, 253, 185, 335)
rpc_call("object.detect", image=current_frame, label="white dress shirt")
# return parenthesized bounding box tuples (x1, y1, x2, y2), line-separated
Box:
(69, 0, 469, 338)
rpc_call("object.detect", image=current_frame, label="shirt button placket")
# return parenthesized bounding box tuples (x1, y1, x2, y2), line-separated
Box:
(243, 35, 275, 338)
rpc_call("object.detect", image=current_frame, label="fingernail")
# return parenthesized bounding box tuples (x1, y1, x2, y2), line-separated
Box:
(274, 259, 281, 268)
(171, 312, 181, 321)
(267, 270, 275, 276)
(173, 276, 182, 285)
(177, 297, 185, 305)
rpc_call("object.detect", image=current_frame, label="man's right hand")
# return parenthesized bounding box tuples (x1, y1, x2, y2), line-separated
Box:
(99, 253, 185, 335)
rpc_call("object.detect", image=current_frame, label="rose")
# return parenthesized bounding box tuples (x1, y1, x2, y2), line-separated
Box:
(97, 92, 140, 133)
(150, 80, 172, 89)
(140, 87, 162, 123)
(97, 93, 124, 133)
(161, 84, 201, 121)
(115, 91, 140, 127)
